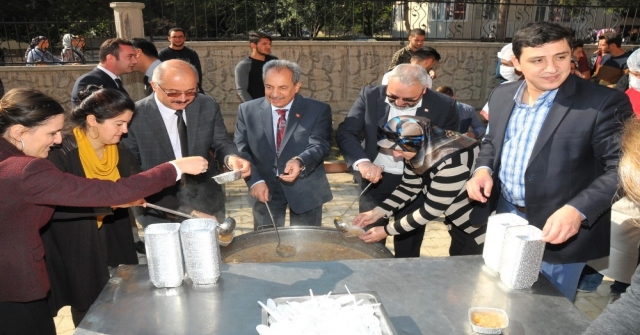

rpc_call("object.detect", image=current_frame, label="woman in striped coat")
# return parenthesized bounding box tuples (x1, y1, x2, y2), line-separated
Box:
(354, 115, 486, 256)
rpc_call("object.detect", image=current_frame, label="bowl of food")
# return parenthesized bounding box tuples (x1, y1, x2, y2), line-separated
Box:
(468, 307, 509, 334)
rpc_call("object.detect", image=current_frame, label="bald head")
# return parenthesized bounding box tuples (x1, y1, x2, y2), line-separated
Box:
(151, 59, 199, 110)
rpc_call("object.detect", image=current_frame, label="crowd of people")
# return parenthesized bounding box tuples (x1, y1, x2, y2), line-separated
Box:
(1, 22, 640, 334)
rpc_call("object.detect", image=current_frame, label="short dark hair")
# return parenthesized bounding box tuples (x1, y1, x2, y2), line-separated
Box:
(571, 40, 584, 50)
(131, 38, 159, 59)
(0, 88, 64, 135)
(249, 32, 272, 45)
(70, 85, 135, 132)
(99, 38, 133, 63)
(409, 29, 426, 37)
(168, 28, 186, 36)
(512, 22, 572, 60)
(435, 86, 454, 97)
(412, 47, 441, 62)
(599, 32, 622, 48)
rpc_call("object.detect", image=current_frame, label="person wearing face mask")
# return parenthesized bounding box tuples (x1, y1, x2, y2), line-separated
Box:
(480, 43, 523, 121)
(337, 64, 459, 258)
(353, 116, 485, 256)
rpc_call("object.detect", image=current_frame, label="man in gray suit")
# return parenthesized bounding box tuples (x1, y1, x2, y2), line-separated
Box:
(235, 59, 333, 230)
(122, 59, 250, 225)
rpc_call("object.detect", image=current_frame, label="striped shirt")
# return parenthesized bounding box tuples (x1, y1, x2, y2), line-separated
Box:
(376, 145, 484, 246)
(499, 82, 558, 207)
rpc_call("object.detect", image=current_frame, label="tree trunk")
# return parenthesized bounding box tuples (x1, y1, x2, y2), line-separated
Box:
(496, 0, 510, 41)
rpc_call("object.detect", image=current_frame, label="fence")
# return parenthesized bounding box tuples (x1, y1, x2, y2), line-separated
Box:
(1, 0, 638, 65)
(0, 19, 116, 65)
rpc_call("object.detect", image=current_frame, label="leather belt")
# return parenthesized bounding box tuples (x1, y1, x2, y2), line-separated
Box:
(514, 205, 526, 214)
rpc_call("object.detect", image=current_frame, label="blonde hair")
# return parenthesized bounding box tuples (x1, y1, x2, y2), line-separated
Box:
(619, 118, 640, 207)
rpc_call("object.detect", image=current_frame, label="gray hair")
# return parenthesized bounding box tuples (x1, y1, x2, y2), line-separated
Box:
(151, 59, 199, 85)
(262, 59, 302, 84)
(387, 64, 430, 88)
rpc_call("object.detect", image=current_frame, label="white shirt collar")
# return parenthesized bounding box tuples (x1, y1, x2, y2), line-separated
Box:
(96, 65, 119, 81)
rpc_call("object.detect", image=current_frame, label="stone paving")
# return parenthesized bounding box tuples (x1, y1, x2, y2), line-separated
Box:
(54, 173, 609, 334)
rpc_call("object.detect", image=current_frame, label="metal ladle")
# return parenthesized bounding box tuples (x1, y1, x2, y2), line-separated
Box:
(334, 181, 374, 234)
(264, 201, 296, 258)
(145, 203, 235, 235)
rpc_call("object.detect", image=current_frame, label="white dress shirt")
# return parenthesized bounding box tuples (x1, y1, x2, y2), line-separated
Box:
(154, 94, 187, 159)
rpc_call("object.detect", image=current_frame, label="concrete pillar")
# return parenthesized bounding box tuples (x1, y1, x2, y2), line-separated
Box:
(110, 2, 145, 40)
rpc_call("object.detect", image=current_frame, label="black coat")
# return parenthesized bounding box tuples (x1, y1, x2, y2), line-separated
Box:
(42, 135, 140, 315)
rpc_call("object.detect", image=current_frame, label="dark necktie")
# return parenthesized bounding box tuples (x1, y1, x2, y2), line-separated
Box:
(276, 109, 287, 152)
(114, 78, 128, 95)
(143, 75, 150, 86)
(175, 110, 188, 158)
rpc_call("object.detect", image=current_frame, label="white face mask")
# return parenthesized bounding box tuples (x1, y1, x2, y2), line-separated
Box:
(629, 74, 640, 91)
(500, 66, 521, 82)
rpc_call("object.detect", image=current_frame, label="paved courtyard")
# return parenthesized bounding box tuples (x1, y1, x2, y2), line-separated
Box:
(54, 173, 610, 334)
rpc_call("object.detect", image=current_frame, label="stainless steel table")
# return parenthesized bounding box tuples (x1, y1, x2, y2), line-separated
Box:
(75, 256, 591, 334)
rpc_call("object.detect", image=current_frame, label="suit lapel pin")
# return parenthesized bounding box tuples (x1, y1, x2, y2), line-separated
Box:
(424, 108, 429, 113)
(295, 113, 301, 118)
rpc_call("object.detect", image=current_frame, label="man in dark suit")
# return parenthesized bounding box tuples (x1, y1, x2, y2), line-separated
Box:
(71, 38, 136, 107)
(122, 59, 250, 225)
(131, 38, 162, 96)
(466, 22, 633, 301)
(337, 64, 459, 258)
(234, 59, 333, 230)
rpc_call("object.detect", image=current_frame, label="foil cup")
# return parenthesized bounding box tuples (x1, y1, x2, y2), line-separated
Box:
(499, 225, 545, 290)
(180, 218, 221, 285)
(482, 213, 529, 272)
(144, 223, 184, 288)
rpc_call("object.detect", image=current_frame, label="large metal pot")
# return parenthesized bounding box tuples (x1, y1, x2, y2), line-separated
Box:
(221, 227, 393, 263)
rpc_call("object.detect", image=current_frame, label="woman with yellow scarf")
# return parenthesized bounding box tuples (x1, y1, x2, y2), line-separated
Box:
(41, 85, 143, 326)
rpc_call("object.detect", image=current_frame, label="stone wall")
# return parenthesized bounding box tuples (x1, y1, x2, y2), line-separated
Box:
(0, 41, 600, 130)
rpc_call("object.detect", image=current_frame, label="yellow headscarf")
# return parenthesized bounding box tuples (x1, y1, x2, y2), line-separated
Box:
(73, 127, 120, 228)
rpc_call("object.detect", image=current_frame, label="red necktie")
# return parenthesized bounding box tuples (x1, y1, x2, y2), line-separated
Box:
(276, 109, 287, 152)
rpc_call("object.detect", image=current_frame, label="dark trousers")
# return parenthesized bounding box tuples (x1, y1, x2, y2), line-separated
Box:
(253, 181, 323, 231)
(0, 299, 56, 335)
(355, 171, 426, 258)
(446, 216, 485, 256)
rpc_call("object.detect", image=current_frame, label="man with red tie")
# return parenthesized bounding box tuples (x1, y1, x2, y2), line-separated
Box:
(234, 59, 333, 230)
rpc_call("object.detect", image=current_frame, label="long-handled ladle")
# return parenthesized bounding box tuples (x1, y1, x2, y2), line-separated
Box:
(264, 201, 296, 258)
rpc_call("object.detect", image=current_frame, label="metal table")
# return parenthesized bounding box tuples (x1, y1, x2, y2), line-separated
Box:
(75, 256, 591, 334)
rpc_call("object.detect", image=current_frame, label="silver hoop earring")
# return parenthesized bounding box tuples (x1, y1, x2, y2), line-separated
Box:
(19, 139, 25, 152)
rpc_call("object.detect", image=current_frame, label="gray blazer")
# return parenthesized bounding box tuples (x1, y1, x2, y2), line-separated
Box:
(234, 94, 333, 213)
(121, 93, 239, 215)
(477, 75, 633, 263)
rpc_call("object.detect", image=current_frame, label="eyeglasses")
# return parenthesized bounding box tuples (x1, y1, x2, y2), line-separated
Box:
(155, 84, 198, 98)
(386, 94, 422, 104)
(378, 127, 424, 152)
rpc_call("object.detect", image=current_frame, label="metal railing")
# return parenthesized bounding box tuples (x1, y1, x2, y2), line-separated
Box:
(1, 0, 638, 65)
(0, 18, 115, 65)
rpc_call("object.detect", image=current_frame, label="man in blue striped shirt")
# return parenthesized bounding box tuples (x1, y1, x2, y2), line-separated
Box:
(466, 22, 633, 301)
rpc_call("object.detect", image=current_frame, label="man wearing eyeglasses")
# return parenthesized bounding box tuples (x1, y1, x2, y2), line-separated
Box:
(337, 64, 460, 258)
(158, 28, 204, 93)
(122, 59, 251, 227)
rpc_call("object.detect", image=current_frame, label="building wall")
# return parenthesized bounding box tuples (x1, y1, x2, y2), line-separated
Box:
(0, 40, 561, 130)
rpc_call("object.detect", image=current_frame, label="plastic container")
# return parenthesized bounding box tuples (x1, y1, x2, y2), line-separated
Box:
(468, 307, 509, 334)
(144, 223, 184, 288)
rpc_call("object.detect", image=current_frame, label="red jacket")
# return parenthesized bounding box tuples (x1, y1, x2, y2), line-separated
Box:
(0, 138, 177, 302)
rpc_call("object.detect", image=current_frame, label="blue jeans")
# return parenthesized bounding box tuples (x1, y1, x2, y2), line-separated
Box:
(496, 195, 586, 302)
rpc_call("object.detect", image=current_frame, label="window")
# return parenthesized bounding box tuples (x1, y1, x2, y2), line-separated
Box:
(429, 1, 469, 21)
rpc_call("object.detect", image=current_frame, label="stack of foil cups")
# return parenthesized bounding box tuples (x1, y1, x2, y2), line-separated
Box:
(482, 213, 529, 272)
(499, 225, 545, 289)
(482, 213, 545, 290)
(144, 223, 184, 288)
(180, 218, 221, 285)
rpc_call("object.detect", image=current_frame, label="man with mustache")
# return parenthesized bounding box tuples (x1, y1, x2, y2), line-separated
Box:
(234, 59, 333, 230)
(122, 59, 250, 227)
(337, 64, 460, 258)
